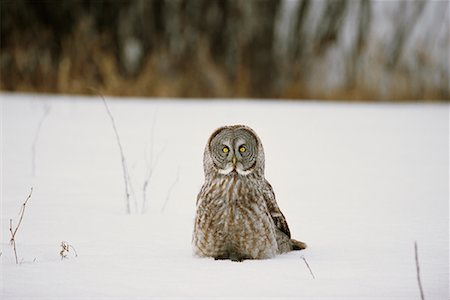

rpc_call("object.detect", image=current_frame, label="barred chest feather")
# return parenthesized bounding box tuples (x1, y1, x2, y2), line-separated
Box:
(193, 173, 278, 260)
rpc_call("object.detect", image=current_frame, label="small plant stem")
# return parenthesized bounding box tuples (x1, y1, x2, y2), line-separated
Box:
(414, 241, 425, 300)
(9, 187, 33, 264)
(301, 256, 316, 279)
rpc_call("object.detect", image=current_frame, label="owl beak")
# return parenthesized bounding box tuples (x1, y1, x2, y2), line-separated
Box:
(232, 155, 237, 166)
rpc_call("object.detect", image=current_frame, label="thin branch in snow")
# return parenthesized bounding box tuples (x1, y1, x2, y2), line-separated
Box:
(9, 220, 15, 262)
(100, 95, 133, 214)
(142, 144, 165, 214)
(128, 161, 139, 213)
(31, 104, 51, 176)
(301, 256, 316, 279)
(141, 168, 152, 213)
(9, 187, 33, 264)
(414, 241, 425, 300)
(161, 167, 180, 213)
(141, 112, 158, 213)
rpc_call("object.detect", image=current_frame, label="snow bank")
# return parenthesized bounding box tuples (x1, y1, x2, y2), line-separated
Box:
(1, 93, 448, 299)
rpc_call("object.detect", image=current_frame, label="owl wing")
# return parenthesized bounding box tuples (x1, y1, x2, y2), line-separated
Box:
(262, 179, 291, 238)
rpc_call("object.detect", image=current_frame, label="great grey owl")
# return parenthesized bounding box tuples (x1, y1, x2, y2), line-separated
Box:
(193, 125, 306, 261)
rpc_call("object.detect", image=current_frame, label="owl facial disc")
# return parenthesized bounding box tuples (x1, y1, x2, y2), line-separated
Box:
(209, 126, 258, 176)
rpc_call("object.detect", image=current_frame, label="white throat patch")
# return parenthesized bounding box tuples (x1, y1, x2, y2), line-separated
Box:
(218, 166, 234, 175)
(236, 168, 252, 176)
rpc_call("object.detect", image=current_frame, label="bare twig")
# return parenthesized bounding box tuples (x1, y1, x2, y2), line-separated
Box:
(100, 95, 133, 214)
(301, 256, 316, 279)
(9, 187, 33, 264)
(161, 167, 180, 213)
(141, 170, 151, 213)
(31, 104, 51, 176)
(9, 219, 17, 263)
(414, 241, 425, 300)
(141, 113, 157, 213)
(128, 161, 139, 213)
(69, 244, 78, 257)
(142, 144, 165, 213)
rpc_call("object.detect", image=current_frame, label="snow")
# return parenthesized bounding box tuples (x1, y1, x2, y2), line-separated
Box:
(1, 93, 449, 299)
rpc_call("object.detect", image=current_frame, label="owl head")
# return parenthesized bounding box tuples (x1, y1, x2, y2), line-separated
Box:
(203, 125, 265, 177)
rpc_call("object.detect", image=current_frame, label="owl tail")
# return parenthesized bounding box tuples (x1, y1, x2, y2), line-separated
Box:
(291, 239, 307, 250)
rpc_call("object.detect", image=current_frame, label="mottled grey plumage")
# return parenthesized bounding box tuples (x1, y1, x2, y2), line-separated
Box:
(193, 125, 306, 261)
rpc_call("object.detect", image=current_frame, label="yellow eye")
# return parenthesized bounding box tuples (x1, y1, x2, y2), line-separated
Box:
(222, 146, 229, 153)
(239, 146, 246, 153)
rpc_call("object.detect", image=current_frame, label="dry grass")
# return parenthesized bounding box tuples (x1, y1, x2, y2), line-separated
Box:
(9, 188, 33, 264)
(1, 17, 448, 102)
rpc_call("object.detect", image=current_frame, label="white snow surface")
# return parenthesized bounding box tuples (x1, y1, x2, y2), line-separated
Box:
(1, 93, 448, 299)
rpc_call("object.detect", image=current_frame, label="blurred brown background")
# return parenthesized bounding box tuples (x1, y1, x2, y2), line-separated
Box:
(1, 0, 449, 101)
